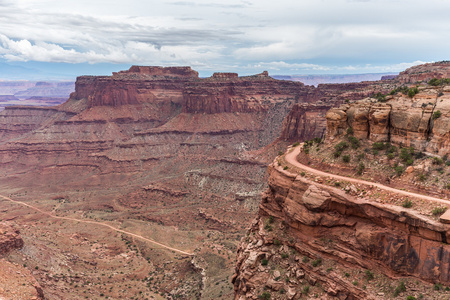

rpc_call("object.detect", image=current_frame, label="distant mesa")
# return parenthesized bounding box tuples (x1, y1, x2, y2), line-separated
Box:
(115, 65, 199, 78)
(212, 72, 239, 79)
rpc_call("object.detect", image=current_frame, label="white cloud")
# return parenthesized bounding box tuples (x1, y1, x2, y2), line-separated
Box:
(0, 0, 447, 75)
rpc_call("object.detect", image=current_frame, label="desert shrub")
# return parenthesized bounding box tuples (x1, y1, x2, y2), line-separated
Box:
(268, 216, 274, 223)
(432, 206, 447, 216)
(312, 137, 322, 144)
(374, 92, 386, 102)
(393, 281, 406, 297)
(387, 153, 395, 160)
(428, 78, 450, 86)
(283, 166, 288, 170)
(281, 253, 289, 259)
(429, 78, 441, 86)
(278, 151, 284, 156)
(432, 157, 444, 166)
(261, 258, 268, 266)
(333, 151, 342, 158)
(400, 148, 412, 162)
(344, 272, 350, 277)
(304, 148, 310, 154)
(292, 142, 300, 147)
(434, 283, 443, 291)
(418, 174, 427, 181)
(335, 141, 349, 152)
(372, 142, 386, 150)
(300, 172, 305, 176)
(415, 151, 424, 159)
(302, 256, 309, 263)
(407, 296, 416, 300)
(433, 110, 442, 120)
(446, 182, 450, 189)
(433, 157, 444, 165)
(357, 162, 365, 175)
(347, 127, 354, 135)
(365, 270, 374, 281)
(259, 291, 271, 300)
(334, 181, 341, 187)
(406, 158, 414, 166)
(408, 86, 419, 98)
(394, 165, 404, 176)
(302, 285, 310, 295)
(387, 144, 397, 154)
(347, 136, 360, 149)
(342, 155, 350, 163)
(311, 258, 322, 267)
(402, 200, 413, 208)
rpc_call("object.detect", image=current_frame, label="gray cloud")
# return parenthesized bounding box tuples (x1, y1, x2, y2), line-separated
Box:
(0, 0, 447, 75)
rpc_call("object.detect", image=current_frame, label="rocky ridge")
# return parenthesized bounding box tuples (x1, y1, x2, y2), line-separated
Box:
(326, 84, 450, 156)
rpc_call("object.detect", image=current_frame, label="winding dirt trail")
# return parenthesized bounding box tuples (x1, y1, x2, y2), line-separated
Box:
(285, 145, 450, 205)
(0, 194, 193, 256)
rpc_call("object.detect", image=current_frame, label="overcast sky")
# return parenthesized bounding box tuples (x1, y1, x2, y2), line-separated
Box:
(0, 0, 448, 78)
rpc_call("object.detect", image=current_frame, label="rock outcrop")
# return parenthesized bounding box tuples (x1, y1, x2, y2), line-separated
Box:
(396, 61, 450, 84)
(233, 164, 450, 299)
(0, 222, 24, 255)
(280, 103, 329, 141)
(326, 86, 450, 156)
(0, 223, 43, 299)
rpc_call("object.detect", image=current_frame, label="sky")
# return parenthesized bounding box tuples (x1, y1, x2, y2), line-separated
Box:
(0, 0, 449, 79)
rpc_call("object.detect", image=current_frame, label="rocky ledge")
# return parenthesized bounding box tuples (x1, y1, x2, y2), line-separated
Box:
(233, 163, 450, 299)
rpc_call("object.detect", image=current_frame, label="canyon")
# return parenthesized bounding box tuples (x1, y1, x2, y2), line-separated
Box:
(0, 80, 73, 110)
(233, 62, 450, 299)
(0, 62, 448, 299)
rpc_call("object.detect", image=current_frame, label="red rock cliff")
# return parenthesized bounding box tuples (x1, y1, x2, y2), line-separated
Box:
(233, 164, 450, 299)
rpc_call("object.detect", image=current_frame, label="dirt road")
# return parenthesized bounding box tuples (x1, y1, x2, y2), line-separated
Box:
(285, 145, 449, 205)
(0, 194, 194, 256)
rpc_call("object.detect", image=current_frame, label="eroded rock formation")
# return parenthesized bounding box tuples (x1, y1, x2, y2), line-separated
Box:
(325, 85, 450, 156)
(233, 164, 450, 299)
(0, 222, 44, 300)
(396, 61, 450, 84)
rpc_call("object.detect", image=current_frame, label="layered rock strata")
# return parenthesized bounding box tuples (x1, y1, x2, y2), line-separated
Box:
(233, 164, 450, 299)
(326, 86, 450, 156)
(396, 61, 450, 84)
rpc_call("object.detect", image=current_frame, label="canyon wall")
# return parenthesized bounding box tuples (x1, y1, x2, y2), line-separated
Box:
(325, 85, 450, 156)
(233, 164, 450, 299)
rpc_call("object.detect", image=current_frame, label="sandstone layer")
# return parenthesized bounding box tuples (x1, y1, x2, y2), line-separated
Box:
(326, 86, 450, 156)
(396, 61, 450, 84)
(233, 164, 450, 299)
